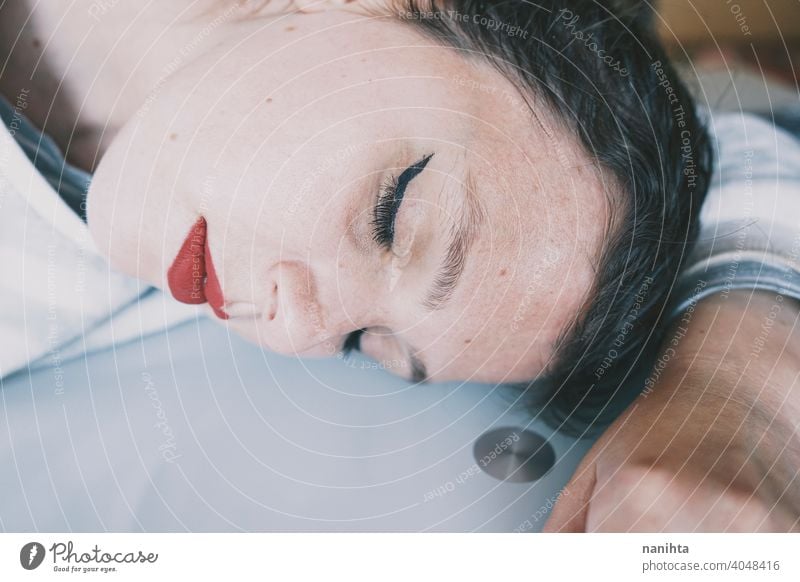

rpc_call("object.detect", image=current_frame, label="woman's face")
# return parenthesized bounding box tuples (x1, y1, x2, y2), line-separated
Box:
(87, 6, 610, 384)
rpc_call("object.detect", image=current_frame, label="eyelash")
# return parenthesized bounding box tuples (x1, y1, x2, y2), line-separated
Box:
(370, 153, 434, 251)
(371, 175, 400, 250)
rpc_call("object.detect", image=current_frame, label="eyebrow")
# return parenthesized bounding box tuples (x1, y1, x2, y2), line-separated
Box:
(404, 171, 484, 383)
(421, 168, 485, 312)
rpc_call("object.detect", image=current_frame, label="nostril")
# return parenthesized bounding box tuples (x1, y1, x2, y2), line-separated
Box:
(266, 282, 278, 321)
(262, 260, 321, 334)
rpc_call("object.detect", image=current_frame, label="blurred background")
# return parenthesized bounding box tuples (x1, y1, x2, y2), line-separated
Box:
(657, 0, 799, 111)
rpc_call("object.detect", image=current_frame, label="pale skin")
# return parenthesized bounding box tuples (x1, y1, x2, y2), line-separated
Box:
(0, 0, 609, 384)
(3, 0, 796, 532)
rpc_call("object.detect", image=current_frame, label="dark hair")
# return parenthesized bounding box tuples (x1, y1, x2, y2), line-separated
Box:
(394, 0, 713, 436)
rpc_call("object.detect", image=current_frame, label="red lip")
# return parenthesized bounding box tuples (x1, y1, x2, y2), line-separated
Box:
(167, 216, 229, 320)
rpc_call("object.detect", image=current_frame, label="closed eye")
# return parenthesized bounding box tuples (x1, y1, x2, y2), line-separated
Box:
(342, 328, 365, 355)
(370, 152, 433, 250)
(340, 327, 428, 383)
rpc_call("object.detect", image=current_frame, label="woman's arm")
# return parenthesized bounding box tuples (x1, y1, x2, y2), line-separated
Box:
(544, 289, 800, 532)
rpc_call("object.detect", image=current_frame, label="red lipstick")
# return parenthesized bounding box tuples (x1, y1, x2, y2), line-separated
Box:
(167, 216, 229, 320)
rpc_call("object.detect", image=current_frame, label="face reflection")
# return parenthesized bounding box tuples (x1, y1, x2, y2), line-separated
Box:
(87, 5, 610, 384)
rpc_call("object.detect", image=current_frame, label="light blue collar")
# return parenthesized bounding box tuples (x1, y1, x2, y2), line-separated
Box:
(0, 92, 92, 221)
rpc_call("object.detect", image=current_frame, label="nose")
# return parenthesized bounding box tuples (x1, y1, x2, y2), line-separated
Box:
(260, 261, 336, 355)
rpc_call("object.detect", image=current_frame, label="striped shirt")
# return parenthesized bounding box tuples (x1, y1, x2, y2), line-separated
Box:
(670, 111, 800, 319)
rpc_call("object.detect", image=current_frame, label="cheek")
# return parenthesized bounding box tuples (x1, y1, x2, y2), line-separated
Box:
(460, 262, 528, 334)
(439, 273, 556, 379)
(494, 245, 573, 334)
(86, 124, 182, 282)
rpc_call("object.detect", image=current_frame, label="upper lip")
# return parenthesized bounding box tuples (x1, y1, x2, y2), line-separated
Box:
(166, 216, 229, 320)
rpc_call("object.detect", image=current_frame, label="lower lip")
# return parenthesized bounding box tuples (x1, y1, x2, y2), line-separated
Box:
(167, 216, 229, 320)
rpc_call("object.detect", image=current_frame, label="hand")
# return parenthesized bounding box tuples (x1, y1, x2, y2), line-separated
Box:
(544, 290, 800, 532)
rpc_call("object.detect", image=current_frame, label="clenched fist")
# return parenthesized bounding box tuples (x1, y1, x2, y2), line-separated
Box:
(544, 290, 800, 532)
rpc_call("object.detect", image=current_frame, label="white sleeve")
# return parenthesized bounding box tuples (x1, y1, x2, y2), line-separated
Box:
(0, 121, 158, 379)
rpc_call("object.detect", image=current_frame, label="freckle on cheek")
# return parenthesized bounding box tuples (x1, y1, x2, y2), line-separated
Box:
(464, 339, 472, 344)
(498, 268, 507, 277)
(169, 133, 178, 141)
